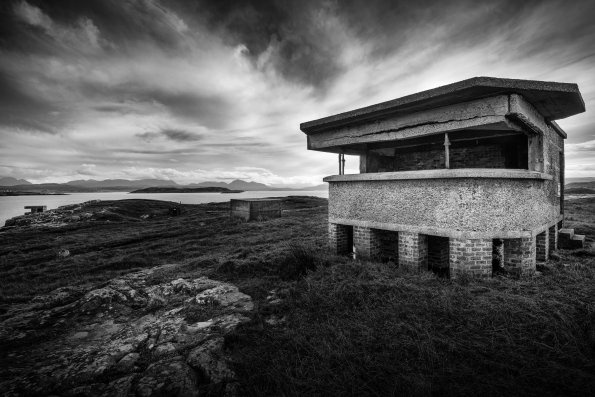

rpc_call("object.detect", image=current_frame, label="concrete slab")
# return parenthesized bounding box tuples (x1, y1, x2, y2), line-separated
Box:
(300, 77, 584, 134)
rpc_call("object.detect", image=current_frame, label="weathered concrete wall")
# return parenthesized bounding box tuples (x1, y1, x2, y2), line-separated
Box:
(230, 199, 282, 221)
(544, 123, 563, 214)
(307, 95, 514, 150)
(328, 176, 558, 238)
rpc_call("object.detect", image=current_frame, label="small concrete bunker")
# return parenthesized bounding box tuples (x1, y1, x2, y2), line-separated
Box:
(24, 205, 46, 214)
(300, 77, 585, 277)
(230, 198, 282, 221)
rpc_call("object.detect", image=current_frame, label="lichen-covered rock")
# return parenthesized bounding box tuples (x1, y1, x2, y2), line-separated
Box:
(0, 265, 253, 396)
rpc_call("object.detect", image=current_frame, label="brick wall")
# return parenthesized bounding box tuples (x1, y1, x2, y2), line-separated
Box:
(329, 223, 352, 254)
(353, 226, 379, 259)
(449, 238, 492, 278)
(503, 237, 536, 275)
(536, 231, 549, 261)
(548, 224, 558, 252)
(398, 232, 428, 271)
(384, 139, 525, 172)
(396, 148, 445, 171)
(450, 144, 506, 168)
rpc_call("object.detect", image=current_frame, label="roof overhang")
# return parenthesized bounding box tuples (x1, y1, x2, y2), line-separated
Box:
(300, 77, 584, 135)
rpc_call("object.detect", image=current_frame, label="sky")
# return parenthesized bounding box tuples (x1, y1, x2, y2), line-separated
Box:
(0, 0, 594, 186)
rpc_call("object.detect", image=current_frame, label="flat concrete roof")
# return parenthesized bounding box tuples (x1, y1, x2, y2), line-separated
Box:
(301, 77, 585, 134)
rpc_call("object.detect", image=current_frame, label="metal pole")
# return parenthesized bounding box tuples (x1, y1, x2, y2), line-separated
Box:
(341, 154, 346, 175)
(444, 133, 451, 169)
(338, 153, 342, 175)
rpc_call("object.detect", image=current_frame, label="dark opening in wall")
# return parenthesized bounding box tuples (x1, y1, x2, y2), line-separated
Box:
(374, 229, 399, 263)
(346, 225, 354, 257)
(362, 131, 529, 172)
(450, 134, 528, 169)
(427, 235, 449, 277)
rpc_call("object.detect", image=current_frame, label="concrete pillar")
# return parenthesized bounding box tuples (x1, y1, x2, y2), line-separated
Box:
(536, 231, 549, 261)
(449, 238, 492, 278)
(503, 237, 536, 276)
(398, 232, 428, 272)
(353, 226, 380, 259)
(329, 223, 351, 254)
(548, 224, 558, 252)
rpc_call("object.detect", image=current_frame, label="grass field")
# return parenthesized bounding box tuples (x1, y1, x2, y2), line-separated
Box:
(1, 196, 594, 396)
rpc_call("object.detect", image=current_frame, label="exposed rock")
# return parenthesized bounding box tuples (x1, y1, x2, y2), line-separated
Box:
(0, 266, 253, 396)
(187, 337, 235, 384)
(136, 357, 198, 397)
(115, 353, 140, 373)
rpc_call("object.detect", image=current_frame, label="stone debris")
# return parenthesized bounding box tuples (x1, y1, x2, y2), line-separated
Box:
(0, 265, 254, 396)
(57, 248, 70, 258)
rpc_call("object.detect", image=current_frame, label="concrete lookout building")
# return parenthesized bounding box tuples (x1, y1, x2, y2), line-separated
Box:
(300, 77, 585, 278)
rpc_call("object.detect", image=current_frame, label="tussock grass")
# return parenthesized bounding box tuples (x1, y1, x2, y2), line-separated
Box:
(230, 259, 595, 396)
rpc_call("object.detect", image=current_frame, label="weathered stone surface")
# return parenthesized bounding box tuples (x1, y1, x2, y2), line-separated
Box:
(187, 337, 235, 383)
(0, 266, 253, 396)
(135, 358, 198, 397)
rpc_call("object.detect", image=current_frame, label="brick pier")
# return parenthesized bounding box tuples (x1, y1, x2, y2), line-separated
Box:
(449, 238, 492, 278)
(503, 237, 536, 275)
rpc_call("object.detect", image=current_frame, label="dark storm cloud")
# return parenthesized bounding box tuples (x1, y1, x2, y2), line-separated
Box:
(1, 0, 189, 53)
(148, 91, 234, 130)
(0, 70, 61, 133)
(84, 82, 236, 129)
(136, 128, 202, 142)
(188, 0, 345, 88)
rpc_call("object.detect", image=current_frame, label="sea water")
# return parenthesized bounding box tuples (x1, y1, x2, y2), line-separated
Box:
(0, 190, 328, 226)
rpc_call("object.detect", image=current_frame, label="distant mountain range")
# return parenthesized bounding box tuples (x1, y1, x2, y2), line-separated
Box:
(566, 177, 595, 184)
(3, 174, 595, 194)
(565, 181, 595, 195)
(0, 176, 32, 186)
(0, 176, 327, 193)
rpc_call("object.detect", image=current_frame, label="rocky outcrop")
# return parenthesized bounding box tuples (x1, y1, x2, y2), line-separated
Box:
(0, 266, 253, 396)
(3, 200, 101, 228)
